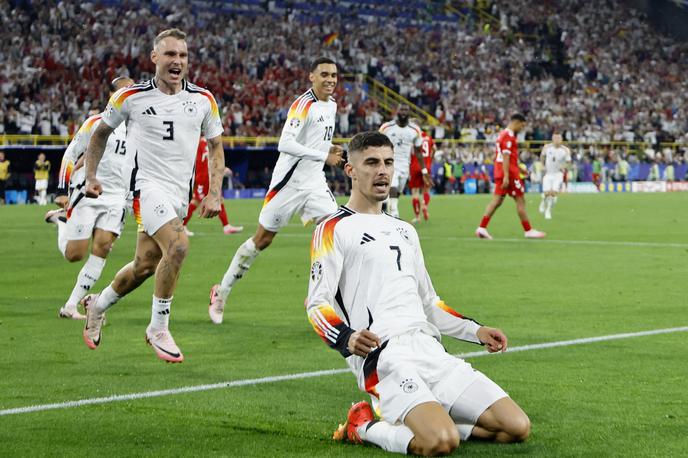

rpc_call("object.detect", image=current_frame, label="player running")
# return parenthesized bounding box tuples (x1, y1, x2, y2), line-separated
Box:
(207, 57, 343, 325)
(45, 76, 134, 319)
(409, 129, 435, 223)
(538, 133, 571, 220)
(183, 136, 243, 236)
(379, 105, 429, 219)
(307, 131, 530, 455)
(81, 29, 225, 363)
(475, 114, 545, 240)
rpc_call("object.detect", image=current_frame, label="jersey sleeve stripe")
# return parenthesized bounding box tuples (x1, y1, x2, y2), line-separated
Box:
(80, 115, 102, 133)
(310, 209, 353, 260)
(111, 88, 143, 109)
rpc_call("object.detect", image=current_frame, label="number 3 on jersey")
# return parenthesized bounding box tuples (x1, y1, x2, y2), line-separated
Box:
(162, 121, 174, 141)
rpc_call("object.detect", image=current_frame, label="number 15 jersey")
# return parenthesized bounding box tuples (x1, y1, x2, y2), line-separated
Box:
(101, 79, 224, 201)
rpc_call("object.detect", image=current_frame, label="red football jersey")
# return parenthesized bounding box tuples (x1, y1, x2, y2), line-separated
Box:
(194, 137, 210, 190)
(410, 132, 434, 173)
(493, 128, 520, 180)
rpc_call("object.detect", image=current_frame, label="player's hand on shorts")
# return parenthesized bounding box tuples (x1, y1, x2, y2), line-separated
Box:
(84, 178, 103, 198)
(348, 329, 381, 357)
(326, 145, 344, 167)
(199, 193, 221, 218)
(477, 326, 508, 353)
(54, 195, 69, 208)
(501, 178, 510, 191)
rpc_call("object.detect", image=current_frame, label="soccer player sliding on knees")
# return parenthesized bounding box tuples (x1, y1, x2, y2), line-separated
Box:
(307, 131, 530, 456)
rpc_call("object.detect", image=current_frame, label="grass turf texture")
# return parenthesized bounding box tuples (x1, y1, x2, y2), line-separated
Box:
(0, 192, 686, 456)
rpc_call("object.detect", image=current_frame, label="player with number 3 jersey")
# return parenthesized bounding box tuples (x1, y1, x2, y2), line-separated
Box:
(80, 29, 225, 363)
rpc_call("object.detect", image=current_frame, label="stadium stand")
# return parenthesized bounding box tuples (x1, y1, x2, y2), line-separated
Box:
(0, 0, 686, 193)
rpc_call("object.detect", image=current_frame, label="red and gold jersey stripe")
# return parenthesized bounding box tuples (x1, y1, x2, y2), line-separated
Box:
(287, 90, 316, 121)
(310, 207, 353, 261)
(435, 300, 465, 319)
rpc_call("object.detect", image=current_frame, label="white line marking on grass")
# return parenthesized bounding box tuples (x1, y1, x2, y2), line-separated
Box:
(1, 326, 686, 417)
(276, 233, 688, 248)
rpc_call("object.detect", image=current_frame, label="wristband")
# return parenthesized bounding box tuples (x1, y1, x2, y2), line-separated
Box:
(421, 168, 428, 175)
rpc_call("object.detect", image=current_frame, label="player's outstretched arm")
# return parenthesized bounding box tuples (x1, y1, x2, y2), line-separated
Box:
(199, 135, 224, 218)
(84, 122, 114, 198)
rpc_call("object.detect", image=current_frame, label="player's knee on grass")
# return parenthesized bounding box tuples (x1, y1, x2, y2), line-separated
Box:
(478, 398, 531, 443)
(501, 412, 530, 442)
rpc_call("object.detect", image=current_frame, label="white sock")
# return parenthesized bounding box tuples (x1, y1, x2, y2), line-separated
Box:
(546, 196, 554, 212)
(390, 197, 399, 217)
(357, 420, 414, 454)
(150, 295, 172, 331)
(57, 221, 68, 256)
(94, 284, 122, 313)
(552, 195, 558, 205)
(65, 254, 106, 309)
(40, 190, 47, 205)
(219, 237, 260, 299)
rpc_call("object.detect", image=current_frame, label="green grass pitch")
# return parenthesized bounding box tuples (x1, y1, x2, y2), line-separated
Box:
(1, 192, 686, 456)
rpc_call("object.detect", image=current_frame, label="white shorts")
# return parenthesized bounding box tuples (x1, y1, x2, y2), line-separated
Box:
(35, 179, 48, 191)
(133, 186, 188, 236)
(391, 169, 409, 191)
(542, 172, 564, 193)
(364, 331, 507, 437)
(258, 183, 337, 232)
(66, 194, 126, 240)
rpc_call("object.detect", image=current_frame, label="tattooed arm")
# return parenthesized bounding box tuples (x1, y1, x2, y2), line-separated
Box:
(199, 134, 224, 218)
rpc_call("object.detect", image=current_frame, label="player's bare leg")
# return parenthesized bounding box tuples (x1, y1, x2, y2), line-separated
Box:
(59, 229, 115, 319)
(210, 224, 275, 324)
(405, 402, 461, 455)
(83, 232, 161, 349)
(134, 217, 188, 362)
(514, 195, 545, 238)
(410, 187, 422, 224)
(476, 195, 504, 240)
(468, 398, 530, 443)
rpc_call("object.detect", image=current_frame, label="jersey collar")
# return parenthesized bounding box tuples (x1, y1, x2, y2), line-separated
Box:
(150, 78, 188, 91)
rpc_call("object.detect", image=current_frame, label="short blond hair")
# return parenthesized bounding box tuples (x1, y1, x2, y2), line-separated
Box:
(154, 29, 187, 48)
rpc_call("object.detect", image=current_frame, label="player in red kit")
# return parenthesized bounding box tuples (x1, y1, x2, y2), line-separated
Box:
(184, 137, 243, 236)
(409, 130, 435, 223)
(475, 114, 545, 240)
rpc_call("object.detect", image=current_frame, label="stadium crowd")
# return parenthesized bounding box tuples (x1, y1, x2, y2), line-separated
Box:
(1, 0, 686, 166)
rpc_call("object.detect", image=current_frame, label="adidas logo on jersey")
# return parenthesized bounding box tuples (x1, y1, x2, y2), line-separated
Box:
(142, 106, 157, 115)
(316, 116, 325, 123)
(360, 233, 376, 245)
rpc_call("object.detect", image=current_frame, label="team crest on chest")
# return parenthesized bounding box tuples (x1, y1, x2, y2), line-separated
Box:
(183, 101, 198, 117)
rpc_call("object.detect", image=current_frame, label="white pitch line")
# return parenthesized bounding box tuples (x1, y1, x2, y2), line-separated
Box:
(1, 326, 686, 417)
(275, 233, 688, 248)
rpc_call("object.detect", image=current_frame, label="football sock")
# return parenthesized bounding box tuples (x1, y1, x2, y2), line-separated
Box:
(57, 220, 68, 256)
(521, 219, 532, 231)
(94, 284, 121, 313)
(480, 215, 491, 228)
(423, 192, 430, 206)
(65, 254, 106, 309)
(150, 295, 172, 331)
(218, 203, 229, 226)
(39, 189, 47, 205)
(357, 421, 415, 454)
(390, 197, 399, 218)
(183, 202, 197, 226)
(219, 237, 260, 300)
(545, 196, 554, 212)
(412, 198, 420, 218)
(553, 195, 558, 205)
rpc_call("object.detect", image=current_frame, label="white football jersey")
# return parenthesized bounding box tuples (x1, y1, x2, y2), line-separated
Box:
(58, 113, 129, 199)
(306, 206, 482, 367)
(379, 120, 423, 172)
(272, 88, 337, 190)
(101, 79, 224, 201)
(542, 144, 571, 175)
